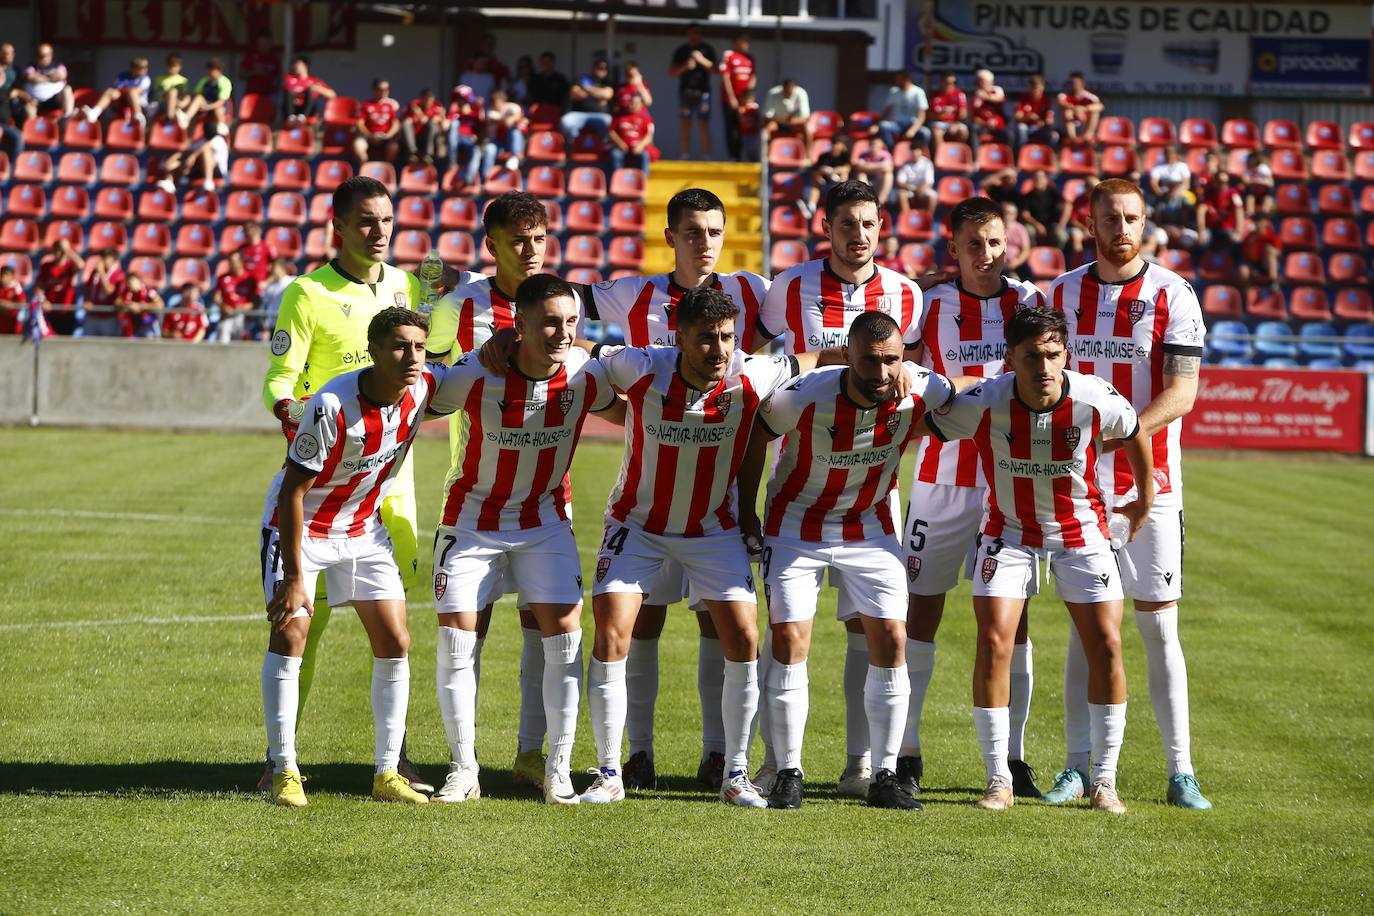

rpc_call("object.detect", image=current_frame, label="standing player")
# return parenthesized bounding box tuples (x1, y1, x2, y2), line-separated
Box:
(922, 306, 1152, 813)
(900, 197, 1046, 798)
(261, 308, 438, 808)
(580, 288, 838, 808)
(1048, 178, 1211, 809)
(426, 276, 616, 805)
(737, 312, 962, 810)
(753, 179, 924, 797)
(259, 176, 429, 793)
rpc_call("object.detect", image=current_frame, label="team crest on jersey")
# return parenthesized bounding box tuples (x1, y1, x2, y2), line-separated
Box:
(715, 391, 732, 414)
(1062, 427, 1081, 449)
(1127, 299, 1148, 324)
(293, 433, 320, 461)
(433, 573, 447, 601)
(394, 291, 407, 308)
(876, 296, 893, 315)
(907, 557, 922, 581)
(981, 557, 998, 584)
(885, 413, 901, 434)
(596, 557, 611, 582)
(558, 388, 575, 413)
(270, 330, 291, 356)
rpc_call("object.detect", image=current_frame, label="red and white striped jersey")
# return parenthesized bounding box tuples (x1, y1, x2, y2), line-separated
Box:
(587, 270, 769, 352)
(599, 345, 798, 536)
(926, 370, 1139, 550)
(284, 365, 444, 539)
(913, 276, 1045, 488)
(1050, 261, 1204, 501)
(429, 348, 615, 531)
(758, 259, 922, 354)
(761, 364, 955, 542)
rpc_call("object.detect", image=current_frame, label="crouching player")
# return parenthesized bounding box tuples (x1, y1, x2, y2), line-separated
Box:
(425, 275, 616, 805)
(920, 307, 1153, 813)
(261, 308, 439, 808)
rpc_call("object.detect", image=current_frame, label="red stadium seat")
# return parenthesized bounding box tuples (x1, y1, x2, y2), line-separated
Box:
(1221, 118, 1260, 150)
(568, 130, 607, 164)
(542, 199, 564, 232)
(1184, 147, 1209, 174)
(0, 252, 32, 284)
(846, 111, 879, 139)
(565, 199, 605, 234)
(482, 166, 523, 195)
(607, 235, 645, 270)
(1284, 251, 1326, 285)
(1060, 177, 1086, 202)
(770, 240, 809, 273)
(1016, 143, 1057, 174)
(1328, 252, 1367, 286)
(137, 188, 178, 222)
(1158, 248, 1194, 281)
(1305, 121, 1342, 151)
(1095, 116, 1135, 146)
(127, 256, 167, 290)
(440, 165, 468, 194)
(322, 96, 360, 126)
(1273, 184, 1312, 215)
(304, 227, 333, 261)
(1197, 249, 1236, 283)
(807, 207, 828, 240)
(266, 226, 303, 260)
(399, 162, 439, 195)
(895, 208, 935, 242)
(61, 117, 102, 151)
(1278, 217, 1317, 250)
(1201, 284, 1243, 320)
(6, 184, 45, 218)
(359, 160, 398, 192)
(767, 136, 806, 171)
(13, 150, 53, 184)
(808, 137, 833, 162)
(564, 267, 603, 285)
(49, 185, 89, 220)
(1317, 184, 1355, 216)
(170, 257, 212, 292)
(1334, 288, 1374, 322)
(232, 122, 273, 155)
(173, 223, 215, 258)
(899, 243, 937, 277)
(1354, 151, 1374, 181)
(267, 191, 307, 226)
(567, 167, 607, 200)
(237, 92, 275, 125)
(1269, 148, 1307, 180)
(0, 151, 10, 184)
(147, 119, 188, 153)
(1348, 122, 1374, 151)
(436, 230, 476, 266)
(88, 221, 129, 253)
(1224, 148, 1255, 179)
(769, 204, 808, 240)
(180, 188, 221, 223)
(224, 190, 264, 223)
(563, 234, 604, 269)
(56, 151, 97, 186)
(526, 165, 566, 199)
(1059, 144, 1097, 176)
(314, 159, 355, 193)
(396, 195, 435, 229)
(42, 220, 82, 251)
(526, 103, 560, 131)
(391, 229, 432, 263)
(93, 187, 134, 221)
(1100, 145, 1139, 178)
(1263, 119, 1301, 150)
(610, 168, 647, 200)
(1311, 150, 1350, 182)
(936, 175, 975, 207)
(97, 153, 140, 187)
(1178, 118, 1217, 149)
(933, 141, 974, 175)
(542, 235, 563, 270)
(438, 197, 478, 231)
(218, 224, 247, 254)
(1027, 246, 1066, 279)
(21, 115, 59, 149)
(271, 157, 311, 192)
(1137, 117, 1175, 147)
(1361, 186, 1374, 218)
(104, 119, 146, 152)
(975, 142, 1013, 173)
(608, 200, 645, 235)
(1289, 287, 1332, 322)
(809, 110, 843, 140)
(275, 124, 314, 157)
(1322, 217, 1360, 252)
(525, 130, 566, 165)
(228, 156, 269, 191)
(770, 172, 804, 203)
(130, 222, 172, 257)
(1245, 286, 1287, 319)
(308, 193, 333, 225)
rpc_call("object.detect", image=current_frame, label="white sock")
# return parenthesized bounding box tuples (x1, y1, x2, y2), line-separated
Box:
(721, 658, 759, 773)
(1009, 639, 1033, 761)
(1064, 622, 1091, 773)
(472, 635, 485, 699)
(1089, 701, 1127, 785)
(262, 651, 302, 773)
(844, 631, 871, 767)
(371, 656, 410, 773)
(697, 636, 726, 757)
(517, 627, 546, 754)
(1136, 607, 1194, 777)
(542, 631, 582, 773)
(973, 705, 1012, 782)
(767, 659, 808, 772)
(435, 626, 478, 769)
(624, 637, 659, 756)
(756, 628, 776, 768)
(900, 639, 936, 757)
(864, 664, 909, 773)
(587, 656, 627, 772)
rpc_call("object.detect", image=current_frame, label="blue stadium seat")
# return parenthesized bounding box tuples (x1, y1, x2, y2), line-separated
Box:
(1219, 357, 1256, 367)
(1306, 358, 1345, 370)
(1206, 319, 1253, 361)
(1298, 322, 1342, 362)
(1262, 358, 1297, 369)
(1343, 324, 1374, 361)
(1254, 321, 1297, 360)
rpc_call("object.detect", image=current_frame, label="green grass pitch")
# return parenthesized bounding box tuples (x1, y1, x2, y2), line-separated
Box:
(1, 428, 1371, 912)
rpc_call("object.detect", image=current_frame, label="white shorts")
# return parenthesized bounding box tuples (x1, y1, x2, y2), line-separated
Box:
(432, 522, 585, 613)
(903, 480, 986, 596)
(593, 521, 757, 605)
(762, 534, 908, 624)
(645, 557, 690, 607)
(1116, 501, 1185, 603)
(972, 533, 1122, 604)
(260, 523, 405, 613)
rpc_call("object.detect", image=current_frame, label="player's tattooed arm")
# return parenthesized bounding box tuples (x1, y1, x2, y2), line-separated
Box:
(1137, 348, 1202, 437)
(1162, 352, 1201, 378)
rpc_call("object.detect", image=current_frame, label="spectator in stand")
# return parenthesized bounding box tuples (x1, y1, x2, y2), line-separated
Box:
(853, 135, 895, 205)
(239, 34, 282, 98)
(510, 56, 535, 106)
(1237, 215, 1280, 288)
(1198, 173, 1246, 250)
(878, 69, 929, 150)
(116, 272, 163, 339)
(447, 84, 486, 186)
(482, 87, 526, 174)
(162, 283, 208, 342)
(239, 221, 277, 284)
(213, 251, 258, 343)
(257, 258, 294, 339)
(737, 87, 761, 161)
(158, 128, 230, 191)
(81, 56, 151, 126)
(0, 264, 26, 335)
(762, 77, 813, 157)
(970, 69, 1008, 145)
(1061, 174, 1099, 257)
(14, 43, 74, 124)
(150, 53, 190, 124)
(1148, 145, 1191, 226)
(353, 78, 401, 166)
(802, 134, 849, 218)
(82, 249, 126, 338)
(718, 35, 756, 161)
(1001, 201, 1032, 279)
(35, 240, 83, 335)
(608, 92, 655, 176)
(876, 235, 904, 273)
(1018, 168, 1064, 248)
(928, 72, 969, 146)
(177, 58, 233, 136)
(979, 166, 1019, 206)
(615, 61, 654, 114)
(560, 57, 614, 139)
(894, 139, 935, 215)
(283, 55, 334, 125)
(402, 87, 446, 164)
(1056, 72, 1103, 145)
(528, 51, 570, 110)
(1241, 150, 1274, 216)
(1013, 74, 1056, 148)
(460, 34, 509, 103)
(670, 23, 717, 159)
(1193, 150, 1226, 205)
(0, 43, 24, 160)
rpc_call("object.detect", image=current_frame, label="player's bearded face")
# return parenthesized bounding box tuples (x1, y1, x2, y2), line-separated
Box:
(517, 295, 578, 366)
(825, 202, 881, 272)
(490, 222, 547, 280)
(679, 318, 735, 385)
(846, 335, 904, 404)
(337, 194, 394, 264)
(1089, 193, 1145, 267)
(950, 219, 1006, 286)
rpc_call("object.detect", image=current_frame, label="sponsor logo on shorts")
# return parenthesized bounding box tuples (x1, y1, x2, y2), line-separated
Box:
(981, 556, 998, 584)
(745, 574, 754, 592)
(394, 291, 407, 308)
(596, 557, 611, 582)
(1163, 571, 1174, 585)
(907, 556, 922, 581)
(434, 573, 447, 600)
(293, 433, 320, 461)
(1097, 572, 1111, 587)
(270, 330, 291, 356)
(558, 388, 575, 413)
(1127, 298, 1148, 324)
(1062, 427, 1081, 449)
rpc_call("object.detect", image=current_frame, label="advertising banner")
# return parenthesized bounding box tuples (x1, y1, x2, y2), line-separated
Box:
(41, 1, 356, 51)
(1181, 367, 1369, 454)
(911, 1, 1371, 97)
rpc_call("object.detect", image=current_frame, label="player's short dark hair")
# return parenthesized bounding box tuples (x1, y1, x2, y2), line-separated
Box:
(483, 191, 548, 236)
(367, 306, 428, 346)
(848, 311, 899, 345)
(675, 287, 739, 331)
(207, 57, 223, 71)
(1005, 306, 1067, 350)
(293, 55, 310, 67)
(167, 53, 182, 65)
(667, 188, 725, 231)
(1090, 178, 1147, 212)
(948, 196, 1004, 236)
(515, 273, 575, 312)
(824, 179, 879, 220)
(1069, 71, 1085, 81)
(332, 176, 390, 222)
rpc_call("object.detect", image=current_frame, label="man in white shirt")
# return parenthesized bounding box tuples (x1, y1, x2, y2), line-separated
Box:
(878, 70, 929, 149)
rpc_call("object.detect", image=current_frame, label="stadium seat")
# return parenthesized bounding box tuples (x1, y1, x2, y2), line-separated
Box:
(1016, 143, 1056, 174)
(1311, 150, 1350, 181)
(1297, 321, 1342, 362)
(275, 124, 314, 157)
(127, 256, 167, 290)
(975, 143, 1013, 174)
(542, 235, 563, 270)
(272, 157, 311, 192)
(55, 151, 97, 187)
(391, 229, 431, 263)
(1059, 145, 1098, 176)
(21, 115, 59, 149)
(131, 223, 172, 257)
(542, 199, 564, 232)
(933, 142, 974, 175)
(396, 195, 435, 230)
(899, 242, 937, 277)
(232, 122, 273, 155)
(1184, 147, 1210, 174)
(568, 130, 607, 164)
(228, 156, 269, 191)
(1334, 288, 1374, 322)
(1305, 121, 1342, 151)
(323, 96, 361, 126)
(1263, 119, 1301, 150)
(147, 119, 188, 153)
(136, 188, 178, 223)
(610, 168, 647, 200)
(769, 172, 805, 203)
(314, 159, 354, 193)
(308, 193, 333, 225)
(266, 226, 303, 260)
(1224, 147, 1253, 178)
(1197, 249, 1237, 283)
(525, 130, 567, 165)
(1178, 118, 1218, 149)
(1284, 251, 1326, 285)
(359, 161, 398, 192)
(93, 156, 141, 193)
(1027, 246, 1066, 280)
(1254, 320, 1298, 359)
(6, 184, 45, 219)
(92, 186, 134, 221)
(1201, 284, 1243, 319)
(399, 162, 439, 195)
(1278, 217, 1317, 250)
(1269, 148, 1308, 180)
(607, 235, 645, 270)
(0, 253, 32, 284)
(608, 200, 645, 235)
(565, 199, 605, 234)
(846, 111, 880, 139)
(483, 166, 523, 195)
(1290, 287, 1333, 323)
(49, 185, 89, 221)
(567, 167, 607, 200)
(304, 227, 333, 261)
(438, 196, 478, 231)
(42, 220, 82, 251)
(1158, 248, 1194, 280)
(809, 110, 843, 140)
(1245, 287, 1287, 320)
(13, 150, 53, 185)
(1206, 319, 1252, 360)
(770, 239, 809, 273)
(61, 117, 102, 151)
(178, 189, 220, 224)
(218, 224, 247, 254)
(1095, 115, 1135, 146)
(526, 165, 566, 199)
(267, 191, 307, 226)
(769, 136, 807, 171)
(525, 102, 561, 131)
(1354, 151, 1374, 181)
(104, 119, 146, 152)
(1328, 252, 1368, 286)
(1345, 323, 1374, 361)
(1220, 118, 1260, 149)
(237, 92, 276, 125)
(224, 190, 264, 224)
(0, 150, 9, 184)
(436, 230, 475, 266)
(564, 234, 604, 269)
(1317, 184, 1355, 216)
(1346, 121, 1374, 151)
(564, 267, 603, 285)
(174, 223, 215, 258)
(894, 208, 935, 242)
(1100, 145, 1139, 178)
(1135, 116, 1174, 148)
(807, 207, 828, 239)
(936, 175, 975, 207)
(1273, 183, 1313, 215)
(1060, 177, 1087, 204)
(769, 204, 808, 240)
(1322, 217, 1361, 252)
